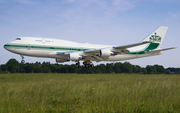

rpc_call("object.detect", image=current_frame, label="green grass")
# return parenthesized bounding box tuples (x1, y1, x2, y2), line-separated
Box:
(0, 74, 180, 113)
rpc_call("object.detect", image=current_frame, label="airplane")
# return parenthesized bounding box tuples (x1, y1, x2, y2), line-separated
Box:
(4, 26, 176, 68)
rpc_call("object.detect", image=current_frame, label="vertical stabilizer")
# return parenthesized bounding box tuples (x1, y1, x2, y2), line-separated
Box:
(142, 26, 168, 50)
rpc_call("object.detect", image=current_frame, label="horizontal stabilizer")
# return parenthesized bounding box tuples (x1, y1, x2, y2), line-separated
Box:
(145, 47, 177, 54)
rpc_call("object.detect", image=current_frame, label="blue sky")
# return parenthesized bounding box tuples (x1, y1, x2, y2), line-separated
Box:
(0, 0, 179, 68)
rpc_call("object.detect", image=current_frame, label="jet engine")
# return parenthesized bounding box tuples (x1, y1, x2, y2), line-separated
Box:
(56, 59, 68, 63)
(99, 49, 114, 57)
(68, 53, 84, 61)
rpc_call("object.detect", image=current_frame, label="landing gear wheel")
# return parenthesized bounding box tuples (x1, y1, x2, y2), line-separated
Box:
(85, 65, 89, 68)
(78, 65, 81, 68)
(76, 62, 79, 65)
(83, 60, 94, 68)
(21, 60, 25, 64)
(21, 55, 25, 64)
(76, 61, 81, 68)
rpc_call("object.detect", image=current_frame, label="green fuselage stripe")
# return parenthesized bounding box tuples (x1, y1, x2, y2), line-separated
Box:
(4, 42, 160, 55)
(4, 44, 90, 51)
(126, 43, 160, 55)
(144, 43, 159, 51)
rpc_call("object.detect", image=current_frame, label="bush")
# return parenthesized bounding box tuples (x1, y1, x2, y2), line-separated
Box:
(43, 67, 51, 73)
(3, 70, 10, 74)
(165, 70, 171, 74)
(33, 67, 43, 73)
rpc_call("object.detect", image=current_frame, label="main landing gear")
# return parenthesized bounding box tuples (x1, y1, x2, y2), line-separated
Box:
(76, 60, 94, 68)
(21, 55, 25, 64)
(83, 60, 94, 68)
(76, 61, 81, 68)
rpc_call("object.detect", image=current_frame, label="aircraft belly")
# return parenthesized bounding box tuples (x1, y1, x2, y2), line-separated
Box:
(105, 55, 137, 61)
(6, 47, 68, 59)
(13, 49, 46, 57)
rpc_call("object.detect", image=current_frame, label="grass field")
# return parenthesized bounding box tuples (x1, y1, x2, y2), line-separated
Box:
(0, 74, 180, 113)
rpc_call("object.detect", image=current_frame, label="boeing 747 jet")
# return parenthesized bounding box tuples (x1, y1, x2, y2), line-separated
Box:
(4, 26, 176, 68)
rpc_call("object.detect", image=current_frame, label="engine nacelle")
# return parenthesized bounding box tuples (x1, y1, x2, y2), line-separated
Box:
(56, 59, 68, 63)
(99, 49, 113, 57)
(68, 53, 81, 61)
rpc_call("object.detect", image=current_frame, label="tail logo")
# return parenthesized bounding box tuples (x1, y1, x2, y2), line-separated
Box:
(149, 33, 161, 42)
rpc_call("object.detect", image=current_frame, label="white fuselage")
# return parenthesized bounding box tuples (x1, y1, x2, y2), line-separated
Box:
(4, 37, 163, 62)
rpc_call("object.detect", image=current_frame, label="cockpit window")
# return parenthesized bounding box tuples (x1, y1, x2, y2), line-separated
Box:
(16, 38, 21, 40)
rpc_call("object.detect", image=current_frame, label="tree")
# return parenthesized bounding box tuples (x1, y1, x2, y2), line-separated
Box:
(0, 66, 2, 73)
(135, 65, 142, 73)
(98, 64, 106, 73)
(19, 64, 26, 73)
(60, 65, 69, 73)
(165, 70, 171, 74)
(146, 65, 157, 74)
(122, 62, 133, 73)
(113, 62, 122, 73)
(6, 59, 20, 73)
(68, 64, 78, 73)
(33, 67, 43, 73)
(24, 63, 33, 73)
(43, 67, 51, 73)
(1, 58, 178, 74)
(132, 65, 138, 73)
(141, 68, 147, 74)
(106, 63, 114, 73)
(1, 64, 7, 72)
(166, 68, 180, 74)
(154, 65, 165, 74)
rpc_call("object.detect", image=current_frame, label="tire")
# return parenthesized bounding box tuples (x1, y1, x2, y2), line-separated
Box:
(78, 65, 81, 68)
(21, 60, 25, 64)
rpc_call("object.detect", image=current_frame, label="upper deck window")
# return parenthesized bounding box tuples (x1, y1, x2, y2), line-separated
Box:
(16, 38, 21, 40)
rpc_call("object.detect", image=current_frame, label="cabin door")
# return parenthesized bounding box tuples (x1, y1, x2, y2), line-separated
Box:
(27, 44, 31, 50)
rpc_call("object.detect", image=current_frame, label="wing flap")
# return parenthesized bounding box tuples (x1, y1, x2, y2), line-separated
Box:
(84, 49, 100, 54)
(91, 55, 104, 61)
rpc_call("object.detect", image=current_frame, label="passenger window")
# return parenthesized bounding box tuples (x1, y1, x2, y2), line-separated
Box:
(16, 38, 21, 40)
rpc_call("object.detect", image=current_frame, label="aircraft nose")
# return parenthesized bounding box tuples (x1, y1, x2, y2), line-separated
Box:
(4, 44, 8, 50)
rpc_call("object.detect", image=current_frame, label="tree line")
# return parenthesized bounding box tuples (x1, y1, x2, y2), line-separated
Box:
(0, 59, 179, 74)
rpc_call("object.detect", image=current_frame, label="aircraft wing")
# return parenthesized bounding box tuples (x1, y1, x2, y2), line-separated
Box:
(83, 49, 101, 54)
(83, 41, 151, 55)
(54, 41, 152, 62)
(113, 41, 151, 50)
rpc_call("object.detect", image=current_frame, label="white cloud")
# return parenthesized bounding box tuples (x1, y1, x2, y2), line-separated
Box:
(168, 12, 179, 18)
(54, 0, 137, 22)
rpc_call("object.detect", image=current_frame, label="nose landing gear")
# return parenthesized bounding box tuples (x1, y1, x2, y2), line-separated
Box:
(21, 55, 25, 64)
